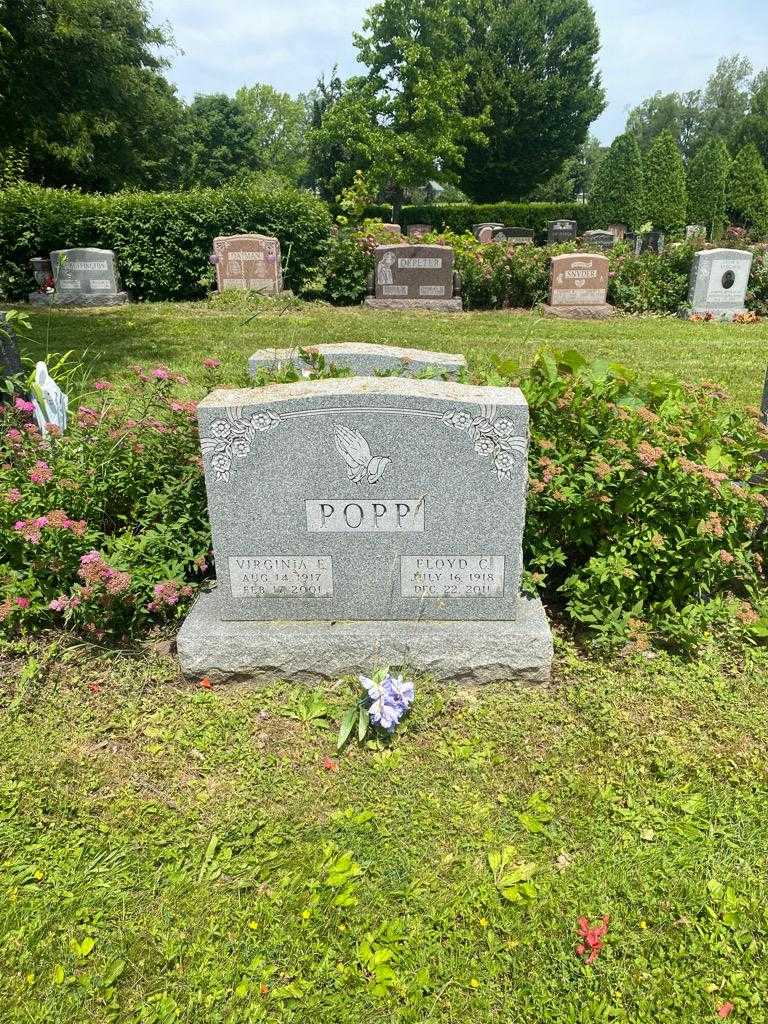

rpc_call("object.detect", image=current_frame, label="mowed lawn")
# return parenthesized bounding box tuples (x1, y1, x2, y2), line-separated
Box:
(3, 300, 768, 1021)
(13, 298, 768, 406)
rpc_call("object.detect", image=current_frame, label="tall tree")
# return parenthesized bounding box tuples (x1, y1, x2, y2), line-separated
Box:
(0, 0, 183, 191)
(180, 94, 254, 188)
(687, 136, 730, 240)
(589, 133, 645, 229)
(643, 130, 687, 233)
(458, 0, 604, 202)
(310, 0, 486, 217)
(235, 84, 309, 184)
(727, 143, 768, 233)
(736, 72, 768, 166)
(626, 90, 701, 157)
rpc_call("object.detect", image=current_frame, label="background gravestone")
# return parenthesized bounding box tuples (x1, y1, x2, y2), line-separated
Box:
(640, 230, 665, 254)
(583, 230, 615, 251)
(686, 224, 707, 241)
(365, 244, 462, 311)
(473, 222, 504, 243)
(212, 234, 283, 294)
(0, 312, 23, 380)
(547, 220, 578, 244)
(380, 223, 402, 236)
(31, 248, 128, 307)
(607, 224, 627, 240)
(543, 253, 614, 319)
(407, 224, 432, 239)
(496, 227, 534, 245)
(178, 376, 552, 683)
(248, 343, 466, 379)
(683, 248, 754, 321)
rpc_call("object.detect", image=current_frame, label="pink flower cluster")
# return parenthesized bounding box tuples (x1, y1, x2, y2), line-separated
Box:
(78, 550, 132, 595)
(636, 442, 663, 468)
(0, 596, 30, 621)
(49, 594, 81, 613)
(93, 379, 113, 391)
(28, 460, 53, 485)
(147, 580, 193, 613)
(14, 510, 86, 544)
(203, 358, 221, 369)
(14, 397, 35, 416)
(134, 365, 189, 386)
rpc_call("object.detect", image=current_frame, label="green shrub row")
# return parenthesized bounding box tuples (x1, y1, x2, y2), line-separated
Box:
(0, 183, 332, 301)
(362, 201, 595, 236)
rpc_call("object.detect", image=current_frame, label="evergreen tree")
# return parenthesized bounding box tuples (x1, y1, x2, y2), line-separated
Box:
(589, 133, 645, 229)
(643, 130, 688, 232)
(687, 136, 730, 239)
(727, 143, 768, 233)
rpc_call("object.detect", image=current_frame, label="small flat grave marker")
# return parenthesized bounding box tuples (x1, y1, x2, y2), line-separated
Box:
(248, 343, 466, 379)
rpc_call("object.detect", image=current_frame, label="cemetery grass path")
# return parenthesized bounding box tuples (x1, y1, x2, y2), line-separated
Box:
(1, 639, 768, 1021)
(18, 299, 768, 407)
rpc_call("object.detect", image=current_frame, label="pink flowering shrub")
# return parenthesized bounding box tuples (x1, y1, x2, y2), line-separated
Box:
(516, 351, 768, 652)
(0, 362, 217, 638)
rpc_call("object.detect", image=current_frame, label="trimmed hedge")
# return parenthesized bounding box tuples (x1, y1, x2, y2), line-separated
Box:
(362, 201, 595, 238)
(0, 183, 332, 302)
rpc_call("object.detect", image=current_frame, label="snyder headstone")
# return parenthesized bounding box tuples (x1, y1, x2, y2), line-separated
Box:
(473, 222, 504, 243)
(248, 343, 466, 379)
(212, 234, 283, 294)
(543, 253, 614, 319)
(178, 376, 552, 683)
(408, 224, 432, 239)
(0, 312, 23, 379)
(583, 230, 615, 251)
(683, 248, 754, 321)
(31, 248, 128, 307)
(547, 220, 578, 244)
(365, 244, 462, 311)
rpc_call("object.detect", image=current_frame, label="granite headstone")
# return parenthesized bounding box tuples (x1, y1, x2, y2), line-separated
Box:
(212, 234, 283, 294)
(607, 224, 627, 240)
(686, 224, 707, 242)
(178, 376, 552, 683)
(583, 230, 616, 251)
(248, 343, 466, 379)
(496, 227, 535, 245)
(640, 230, 665, 254)
(407, 224, 432, 239)
(546, 220, 578, 244)
(473, 222, 504, 243)
(683, 248, 754, 321)
(381, 223, 402, 236)
(365, 244, 462, 311)
(31, 248, 128, 307)
(543, 253, 614, 319)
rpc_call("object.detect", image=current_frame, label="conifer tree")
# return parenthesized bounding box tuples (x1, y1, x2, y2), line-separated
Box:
(643, 130, 688, 232)
(727, 143, 768, 234)
(589, 133, 645, 229)
(687, 136, 730, 240)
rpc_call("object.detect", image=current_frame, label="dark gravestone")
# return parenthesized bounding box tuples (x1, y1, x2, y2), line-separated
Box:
(495, 227, 535, 245)
(0, 312, 23, 379)
(31, 248, 128, 307)
(583, 230, 616, 251)
(641, 231, 665, 254)
(365, 244, 462, 311)
(546, 220, 578, 244)
(624, 232, 642, 255)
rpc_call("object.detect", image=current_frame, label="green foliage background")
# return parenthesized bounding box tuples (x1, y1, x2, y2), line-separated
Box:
(687, 137, 731, 239)
(728, 143, 768, 233)
(642, 130, 688, 233)
(590, 134, 645, 230)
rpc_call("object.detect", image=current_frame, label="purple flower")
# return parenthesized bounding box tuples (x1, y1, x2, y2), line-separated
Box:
(360, 671, 414, 733)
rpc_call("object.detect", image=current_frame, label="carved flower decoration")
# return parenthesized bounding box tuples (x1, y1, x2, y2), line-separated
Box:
(209, 419, 232, 439)
(230, 436, 251, 458)
(493, 418, 516, 439)
(494, 450, 517, 480)
(201, 406, 281, 482)
(443, 410, 472, 432)
(444, 403, 527, 483)
(474, 436, 496, 458)
(250, 411, 280, 432)
(210, 452, 232, 478)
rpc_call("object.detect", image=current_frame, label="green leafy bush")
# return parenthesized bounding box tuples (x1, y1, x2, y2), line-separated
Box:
(747, 245, 768, 314)
(608, 243, 693, 314)
(0, 182, 332, 301)
(514, 351, 768, 652)
(727, 144, 768, 236)
(362, 201, 593, 237)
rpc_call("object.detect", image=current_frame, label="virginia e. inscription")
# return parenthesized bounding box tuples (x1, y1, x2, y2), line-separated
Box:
(198, 378, 528, 622)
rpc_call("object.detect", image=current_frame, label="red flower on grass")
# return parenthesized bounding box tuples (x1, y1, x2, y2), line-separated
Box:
(322, 756, 338, 773)
(576, 915, 609, 964)
(717, 1003, 734, 1019)
(199, 677, 212, 690)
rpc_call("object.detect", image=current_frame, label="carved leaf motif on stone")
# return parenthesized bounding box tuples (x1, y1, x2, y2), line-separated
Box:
(334, 424, 391, 485)
(201, 406, 280, 482)
(444, 403, 526, 482)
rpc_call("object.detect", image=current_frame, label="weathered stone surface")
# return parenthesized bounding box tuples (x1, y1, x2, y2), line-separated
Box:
(686, 224, 707, 241)
(363, 296, 463, 312)
(583, 230, 615, 251)
(212, 234, 283, 294)
(548, 253, 610, 306)
(541, 302, 616, 320)
(495, 227, 534, 244)
(0, 313, 22, 378)
(640, 230, 665, 254)
(684, 248, 754, 321)
(607, 224, 626, 240)
(248, 343, 466, 379)
(547, 220, 578, 244)
(197, 377, 529, 623)
(177, 588, 553, 685)
(380, 223, 402, 235)
(31, 248, 128, 307)
(365, 244, 461, 310)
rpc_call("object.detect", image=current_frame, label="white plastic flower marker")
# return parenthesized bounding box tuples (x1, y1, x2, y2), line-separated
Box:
(32, 361, 69, 434)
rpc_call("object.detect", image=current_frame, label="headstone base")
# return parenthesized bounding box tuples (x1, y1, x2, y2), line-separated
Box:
(541, 303, 616, 320)
(177, 588, 553, 686)
(29, 291, 129, 308)
(679, 307, 748, 322)
(363, 297, 463, 312)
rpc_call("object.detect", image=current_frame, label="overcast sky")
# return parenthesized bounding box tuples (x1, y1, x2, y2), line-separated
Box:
(149, 0, 768, 142)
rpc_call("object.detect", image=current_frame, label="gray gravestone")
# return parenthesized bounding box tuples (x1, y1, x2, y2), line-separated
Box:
(381, 224, 402, 236)
(0, 312, 23, 378)
(547, 220, 578, 244)
(641, 231, 665, 254)
(583, 230, 616, 251)
(607, 224, 627, 240)
(248, 343, 466, 379)
(212, 234, 283, 294)
(365, 244, 462, 311)
(686, 224, 707, 241)
(473, 222, 505, 243)
(495, 227, 535, 245)
(683, 248, 754, 321)
(407, 224, 432, 239)
(178, 376, 552, 684)
(543, 253, 614, 319)
(31, 248, 128, 307)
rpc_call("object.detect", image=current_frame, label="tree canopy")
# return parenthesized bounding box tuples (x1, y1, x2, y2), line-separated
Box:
(643, 130, 687, 233)
(687, 136, 730, 240)
(589, 133, 645, 230)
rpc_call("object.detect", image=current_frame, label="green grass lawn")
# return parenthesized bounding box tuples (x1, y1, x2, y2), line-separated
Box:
(2, 641, 768, 1022)
(3, 300, 768, 1021)
(12, 298, 768, 407)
